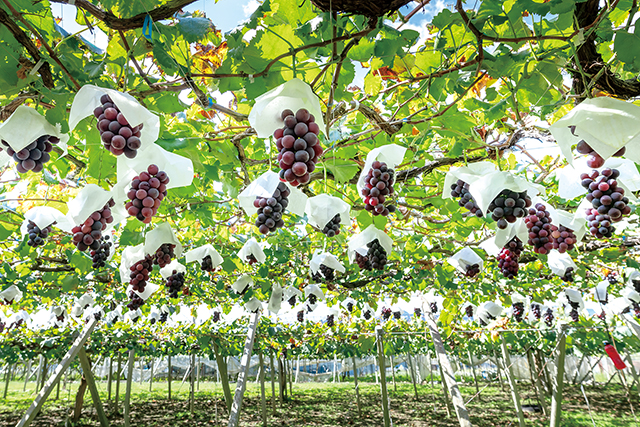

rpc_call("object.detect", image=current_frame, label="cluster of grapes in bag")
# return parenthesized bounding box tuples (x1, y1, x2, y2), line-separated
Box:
(287, 295, 297, 307)
(575, 140, 625, 169)
(326, 314, 335, 327)
(72, 199, 115, 252)
(631, 301, 640, 319)
(450, 180, 483, 217)
(561, 267, 574, 283)
(166, 270, 185, 298)
(126, 164, 169, 224)
(381, 307, 392, 321)
(297, 310, 304, 323)
(568, 301, 580, 322)
(367, 239, 387, 270)
(363, 309, 373, 320)
(498, 237, 523, 279)
(94, 94, 142, 158)
(1, 135, 59, 174)
(465, 263, 480, 278)
(465, 305, 474, 318)
(488, 190, 531, 229)
(322, 214, 341, 237)
(254, 182, 289, 234)
(362, 161, 396, 216)
(246, 254, 258, 265)
(550, 225, 577, 253)
(308, 293, 318, 306)
(429, 302, 438, 314)
(582, 168, 631, 239)
(525, 203, 554, 254)
(158, 311, 168, 323)
(607, 272, 619, 285)
(530, 303, 541, 320)
(91, 236, 112, 269)
(414, 308, 421, 317)
(512, 302, 525, 322)
(212, 311, 221, 323)
(26, 221, 52, 247)
(129, 255, 153, 293)
(355, 252, 371, 270)
(153, 243, 175, 268)
(200, 255, 215, 272)
(312, 264, 335, 282)
(393, 311, 401, 320)
(127, 291, 144, 311)
(346, 302, 354, 312)
(275, 108, 322, 186)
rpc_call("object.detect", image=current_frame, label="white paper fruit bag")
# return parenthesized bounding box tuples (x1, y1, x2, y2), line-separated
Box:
(442, 161, 497, 199)
(268, 283, 283, 314)
(238, 170, 307, 217)
(144, 222, 183, 259)
(305, 194, 350, 234)
(447, 247, 483, 274)
(185, 244, 223, 270)
(347, 224, 393, 263)
(468, 171, 544, 215)
(233, 274, 253, 294)
(237, 238, 266, 264)
(548, 250, 577, 277)
(310, 251, 346, 275)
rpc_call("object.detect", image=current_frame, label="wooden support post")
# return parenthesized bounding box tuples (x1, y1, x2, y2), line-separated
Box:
(167, 355, 172, 400)
(34, 356, 43, 393)
(426, 308, 471, 427)
(23, 361, 31, 392)
(500, 335, 525, 427)
(55, 372, 60, 401)
(352, 356, 362, 417)
(213, 341, 232, 412)
(288, 358, 293, 395)
(468, 350, 479, 397)
(407, 353, 419, 400)
(15, 317, 98, 427)
(390, 355, 397, 392)
(374, 356, 379, 384)
(429, 354, 434, 388)
(572, 353, 587, 385)
(550, 327, 567, 427)
(190, 353, 196, 416)
(259, 353, 267, 427)
(528, 350, 548, 416)
(269, 354, 276, 416)
(138, 358, 143, 385)
(439, 363, 452, 417)
(78, 348, 110, 427)
(149, 359, 154, 392)
(107, 357, 113, 403)
(376, 327, 391, 427)
(115, 354, 122, 414)
(278, 358, 285, 405)
(625, 354, 640, 399)
(493, 349, 505, 391)
(4, 363, 12, 398)
(227, 311, 259, 427)
(537, 350, 553, 395)
(124, 349, 135, 427)
(39, 358, 48, 391)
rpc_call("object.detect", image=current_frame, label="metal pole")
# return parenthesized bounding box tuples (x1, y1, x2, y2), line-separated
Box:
(376, 327, 391, 427)
(500, 335, 525, 427)
(550, 327, 567, 427)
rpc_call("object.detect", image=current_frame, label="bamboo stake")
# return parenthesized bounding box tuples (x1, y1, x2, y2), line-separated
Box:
(550, 327, 567, 427)
(352, 356, 362, 417)
(124, 350, 135, 427)
(107, 358, 113, 403)
(259, 353, 267, 427)
(391, 355, 397, 392)
(375, 327, 391, 427)
(115, 354, 122, 414)
(494, 349, 505, 391)
(149, 358, 154, 392)
(500, 335, 525, 427)
(269, 354, 276, 416)
(213, 341, 232, 411)
(168, 355, 172, 400)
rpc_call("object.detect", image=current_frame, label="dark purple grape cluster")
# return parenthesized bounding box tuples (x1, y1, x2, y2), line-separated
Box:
(381, 307, 392, 321)
(363, 309, 372, 320)
(393, 311, 401, 320)
(525, 203, 553, 254)
(246, 254, 258, 265)
(498, 238, 523, 279)
(297, 310, 304, 322)
(597, 310, 606, 320)
(531, 304, 541, 320)
(254, 182, 289, 234)
(26, 220, 52, 247)
(362, 161, 396, 216)
(488, 190, 532, 229)
(153, 243, 175, 268)
(575, 140, 625, 168)
(465, 264, 480, 278)
(212, 311, 221, 322)
(512, 302, 525, 322)
(166, 270, 185, 298)
(72, 199, 115, 252)
(160, 312, 168, 323)
(429, 302, 438, 314)
(632, 301, 640, 319)
(568, 301, 580, 322)
(287, 295, 296, 306)
(550, 225, 577, 253)
(544, 308, 554, 326)
(607, 272, 618, 285)
(94, 94, 142, 158)
(326, 314, 335, 327)
(90, 236, 112, 269)
(582, 169, 631, 238)
(450, 180, 483, 217)
(367, 239, 387, 270)
(322, 213, 341, 237)
(127, 291, 144, 311)
(313, 264, 335, 282)
(347, 302, 354, 312)
(129, 254, 153, 293)
(201, 255, 214, 272)
(1, 135, 59, 174)
(631, 278, 640, 294)
(465, 305, 474, 318)
(308, 293, 318, 306)
(126, 164, 168, 224)
(414, 307, 421, 317)
(275, 108, 322, 186)
(561, 267, 574, 283)
(355, 252, 371, 270)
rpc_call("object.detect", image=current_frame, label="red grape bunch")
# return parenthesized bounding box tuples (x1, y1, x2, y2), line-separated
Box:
(26, 220, 52, 247)
(275, 108, 322, 186)
(525, 203, 553, 254)
(362, 161, 397, 216)
(1, 135, 59, 174)
(575, 140, 625, 168)
(488, 190, 532, 229)
(166, 270, 185, 298)
(201, 255, 214, 272)
(72, 199, 115, 252)
(512, 302, 525, 322)
(543, 308, 554, 326)
(381, 307, 392, 321)
(581, 168, 631, 238)
(355, 252, 372, 270)
(367, 239, 388, 270)
(631, 301, 640, 319)
(126, 164, 169, 224)
(498, 237, 523, 279)
(129, 254, 153, 293)
(91, 236, 112, 269)
(561, 267, 574, 283)
(153, 243, 175, 268)
(531, 303, 542, 320)
(312, 264, 335, 282)
(246, 254, 258, 265)
(127, 291, 145, 311)
(550, 225, 577, 253)
(322, 213, 342, 237)
(326, 314, 335, 327)
(253, 182, 289, 234)
(465, 263, 480, 278)
(94, 94, 143, 158)
(450, 180, 483, 217)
